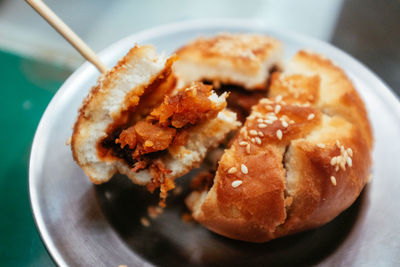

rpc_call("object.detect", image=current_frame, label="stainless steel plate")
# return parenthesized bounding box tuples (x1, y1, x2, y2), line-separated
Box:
(29, 19, 400, 266)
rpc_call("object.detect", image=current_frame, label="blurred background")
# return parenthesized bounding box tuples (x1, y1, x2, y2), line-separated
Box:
(0, 0, 399, 265)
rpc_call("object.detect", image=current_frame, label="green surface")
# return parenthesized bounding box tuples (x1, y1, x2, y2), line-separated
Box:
(0, 50, 71, 266)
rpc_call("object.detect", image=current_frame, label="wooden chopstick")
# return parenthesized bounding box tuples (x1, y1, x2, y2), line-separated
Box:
(26, 0, 108, 74)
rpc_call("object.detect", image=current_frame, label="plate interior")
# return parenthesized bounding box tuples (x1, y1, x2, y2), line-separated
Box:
(30, 21, 400, 267)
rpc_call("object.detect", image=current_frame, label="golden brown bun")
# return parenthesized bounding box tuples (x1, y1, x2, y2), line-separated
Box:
(186, 50, 373, 242)
(173, 33, 283, 90)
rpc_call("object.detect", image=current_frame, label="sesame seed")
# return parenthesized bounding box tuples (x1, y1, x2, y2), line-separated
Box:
(239, 141, 248, 146)
(290, 120, 295, 124)
(276, 129, 283, 140)
(336, 140, 341, 148)
(258, 131, 264, 137)
(241, 164, 248, 174)
(347, 157, 352, 167)
(265, 105, 273, 111)
(307, 113, 315, 120)
(228, 167, 237, 174)
(251, 138, 256, 143)
(340, 161, 346, 171)
(347, 148, 353, 157)
(335, 165, 339, 172)
(249, 129, 258, 136)
(246, 144, 251, 154)
(275, 95, 283, 102)
(231, 180, 243, 188)
(340, 145, 345, 154)
(317, 143, 326, 148)
(258, 123, 267, 128)
(274, 105, 281, 114)
(257, 118, 264, 123)
(281, 120, 289, 128)
(330, 176, 337, 186)
(255, 137, 262, 144)
(260, 98, 273, 104)
(330, 157, 337, 166)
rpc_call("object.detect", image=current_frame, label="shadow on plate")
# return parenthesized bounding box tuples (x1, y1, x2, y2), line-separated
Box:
(95, 171, 367, 267)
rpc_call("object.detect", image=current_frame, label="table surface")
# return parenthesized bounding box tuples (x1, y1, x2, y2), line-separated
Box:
(0, 0, 398, 266)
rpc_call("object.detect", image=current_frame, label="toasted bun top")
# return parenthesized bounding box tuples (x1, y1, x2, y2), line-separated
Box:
(187, 50, 373, 242)
(278, 50, 373, 148)
(174, 33, 283, 90)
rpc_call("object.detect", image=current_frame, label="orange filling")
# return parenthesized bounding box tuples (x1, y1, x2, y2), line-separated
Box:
(116, 82, 223, 163)
(203, 81, 266, 123)
(101, 82, 225, 205)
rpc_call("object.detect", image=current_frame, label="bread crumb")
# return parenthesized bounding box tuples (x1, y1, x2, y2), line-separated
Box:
(65, 137, 72, 146)
(148, 206, 164, 219)
(173, 185, 183, 196)
(284, 196, 293, 207)
(140, 217, 150, 227)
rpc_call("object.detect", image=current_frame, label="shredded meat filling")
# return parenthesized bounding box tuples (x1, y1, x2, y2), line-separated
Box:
(117, 121, 176, 156)
(99, 82, 225, 204)
(115, 82, 221, 168)
(149, 82, 221, 127)
(203, 81, 266, 123)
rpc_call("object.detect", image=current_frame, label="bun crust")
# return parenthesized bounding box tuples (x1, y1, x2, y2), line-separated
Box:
(174, 33, 283, 90)
(72, 45, 171, 183)
(186, 51, 373, 242)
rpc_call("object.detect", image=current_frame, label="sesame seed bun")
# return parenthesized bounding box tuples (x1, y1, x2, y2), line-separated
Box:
(71, 44, 240, 185)
(186, 50, 373, 242)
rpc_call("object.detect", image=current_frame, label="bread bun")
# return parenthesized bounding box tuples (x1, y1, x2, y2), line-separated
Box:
(71, 45, 240, 189)
(186, 50, 373, 242)
(174, 33, 283, 90)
